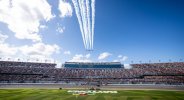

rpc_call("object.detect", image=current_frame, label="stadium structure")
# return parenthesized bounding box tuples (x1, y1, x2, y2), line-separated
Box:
(64, 62, 122, 68)
(0, 60, 184, 86)
(0, 60, 184, 100)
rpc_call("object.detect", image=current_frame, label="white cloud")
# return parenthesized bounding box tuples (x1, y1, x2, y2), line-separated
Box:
(0, 43, 18, 56)
(64, 51, 71, 55)
(56, 26, 65, 33)
(114, 55, 128, 62)
(58, 0, 73, 18)
(0, 33, 8, 43)
(0, 0, 54, 42)
(0, 33, 18, 56)
(85, 53, 91, 59)
(124, 64, 132, 69)
(55, 60, 62, 68)
(39, 25, 48, 29)
(118, 55, 122, 58)
(120, 56, 128, 62)
(19, 42, 60, 58)
(0, 40, 60, 61)
(69, 54, 91, 62)
(113, 59, 119, 62)
(17, 42, 61, 65)
(0, 32, 62, 66)
(98, 52, 111, 60)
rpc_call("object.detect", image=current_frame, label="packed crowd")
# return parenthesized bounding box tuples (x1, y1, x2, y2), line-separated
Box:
(0, 61, 184, 84)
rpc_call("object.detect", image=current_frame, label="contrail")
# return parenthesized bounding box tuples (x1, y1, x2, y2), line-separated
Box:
(82, 0, 89, 50)
(86, 0, 91, 50)
(79, 0, 88, 49)
(91, 0, 95, 50)
(72, 0, 87, 49)
(72, 0, 95, 50)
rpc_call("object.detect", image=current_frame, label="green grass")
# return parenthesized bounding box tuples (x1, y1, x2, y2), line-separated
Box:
(0, 89, 184, 100)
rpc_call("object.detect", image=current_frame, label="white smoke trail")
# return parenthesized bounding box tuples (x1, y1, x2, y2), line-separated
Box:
(72, 0, 87, 49)
(86, 0, 92, 50)
(82, 0, 90, 50)
(91, 0, 95, 50)
(72, 0, 95, 50)
(79, 0, 88, 49)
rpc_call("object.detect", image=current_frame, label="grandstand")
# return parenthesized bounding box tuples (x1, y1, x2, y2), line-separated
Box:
(0, 60, 184, 85)
(64, 62, 122, 68)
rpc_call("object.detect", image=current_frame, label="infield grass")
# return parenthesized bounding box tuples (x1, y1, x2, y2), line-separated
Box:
(0, 89, 184, 100)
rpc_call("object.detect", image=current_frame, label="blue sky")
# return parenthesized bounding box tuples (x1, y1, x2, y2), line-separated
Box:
(0, 0, 183, 66)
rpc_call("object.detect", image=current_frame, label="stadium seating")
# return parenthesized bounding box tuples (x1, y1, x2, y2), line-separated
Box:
(0, 61, 184, 85)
